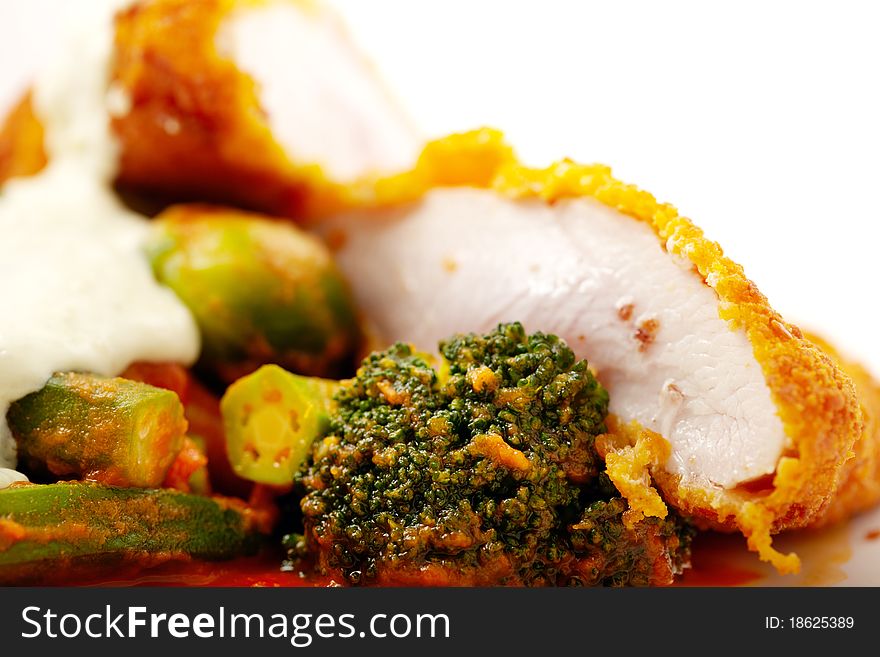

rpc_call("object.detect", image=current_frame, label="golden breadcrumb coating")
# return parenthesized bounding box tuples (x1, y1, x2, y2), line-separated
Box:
(0, 93, 46, 186)
(596, 417, 670, 529)
(805, 333, 880, 527)
(334, 129, 865, 573)
(111, 0, 339, 217)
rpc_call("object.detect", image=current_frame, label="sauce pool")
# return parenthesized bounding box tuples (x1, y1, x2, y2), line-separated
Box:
(59, 519, 861, 588)
(76, 550, 330, 588)
(675, 532, 763, 587)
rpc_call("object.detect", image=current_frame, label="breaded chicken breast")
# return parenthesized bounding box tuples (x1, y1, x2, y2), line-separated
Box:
(0, 0, 420, 214)
(320, 130, 868, 573)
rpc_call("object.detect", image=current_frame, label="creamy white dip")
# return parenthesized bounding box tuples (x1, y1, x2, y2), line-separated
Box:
(0, 468, 28, 490)
(0, 0, 201, 469)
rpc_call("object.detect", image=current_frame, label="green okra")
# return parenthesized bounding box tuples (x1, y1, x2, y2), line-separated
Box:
(220, 365, 339, 486)
(0, 482, 263, 584)
(7, 372, 187, 488)
(146, 205, 360, 382)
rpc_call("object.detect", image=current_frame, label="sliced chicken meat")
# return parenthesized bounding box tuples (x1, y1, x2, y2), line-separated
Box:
(333, 187, 788, 490)
(217, 0, 418, 183)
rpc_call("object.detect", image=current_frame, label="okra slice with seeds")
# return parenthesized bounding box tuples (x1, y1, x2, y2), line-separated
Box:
(221, 365, 339, 486)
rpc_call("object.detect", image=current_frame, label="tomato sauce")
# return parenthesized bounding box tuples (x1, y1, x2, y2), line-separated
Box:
(75, 550, 331, 588)
(59, 518, 861, 587)
(674, 532, 763, 587)
(68, 531, 766, 588)
(76, 534, 764, 588)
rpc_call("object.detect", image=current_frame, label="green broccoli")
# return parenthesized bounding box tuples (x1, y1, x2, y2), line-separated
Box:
(295, 323, 692, 586)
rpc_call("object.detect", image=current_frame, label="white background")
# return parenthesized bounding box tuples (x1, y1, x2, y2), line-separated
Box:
(0, 0, 878, 584)
(1, 0, 878, 374)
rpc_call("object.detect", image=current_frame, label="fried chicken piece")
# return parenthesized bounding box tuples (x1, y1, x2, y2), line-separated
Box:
(0, 0, 420, 215)
(805, 334, 880, 527)
(318, 130, 866, 573)
(112, 0, 420, 216)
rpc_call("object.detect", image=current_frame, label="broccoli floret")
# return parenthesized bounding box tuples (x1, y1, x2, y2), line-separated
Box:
(297, 323, 691, 586)
(567, 482, 694, 586)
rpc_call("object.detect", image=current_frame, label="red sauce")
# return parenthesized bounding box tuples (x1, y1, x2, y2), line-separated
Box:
(674, 532, 763, 587)
(47, 512, 862, 587)
(73, 550, 330, 588)
(866, 529, 880, 541)
(77, 534, 764, 588)
(71, 531, 770, 587)
(61, 515, 864, 587)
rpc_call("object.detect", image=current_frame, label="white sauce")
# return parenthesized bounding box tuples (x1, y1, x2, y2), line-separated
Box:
(0, 468, 28, 490)
(0, 0, 201, 469)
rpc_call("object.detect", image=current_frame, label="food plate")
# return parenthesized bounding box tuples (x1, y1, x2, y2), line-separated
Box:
(0, 3, 880, 586)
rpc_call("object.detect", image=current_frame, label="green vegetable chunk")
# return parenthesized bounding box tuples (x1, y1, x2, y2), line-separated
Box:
(146, 205, 360, 382)
(221, 365, 339, 486)
(296, 322, 693, 586)
(7, 373, 187, 488)
(568, 493, 693, 586)
(0, 482, 264, 585)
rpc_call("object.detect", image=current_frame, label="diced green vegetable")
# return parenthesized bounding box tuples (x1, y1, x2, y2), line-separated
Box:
(183, 435, 211, 495)
(0, 482, 264, 584)
(146, 205, 360, 382)
(162, 435, 211, 495)
(7, 372, 186, 488)
(221, 365, 339, 486)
